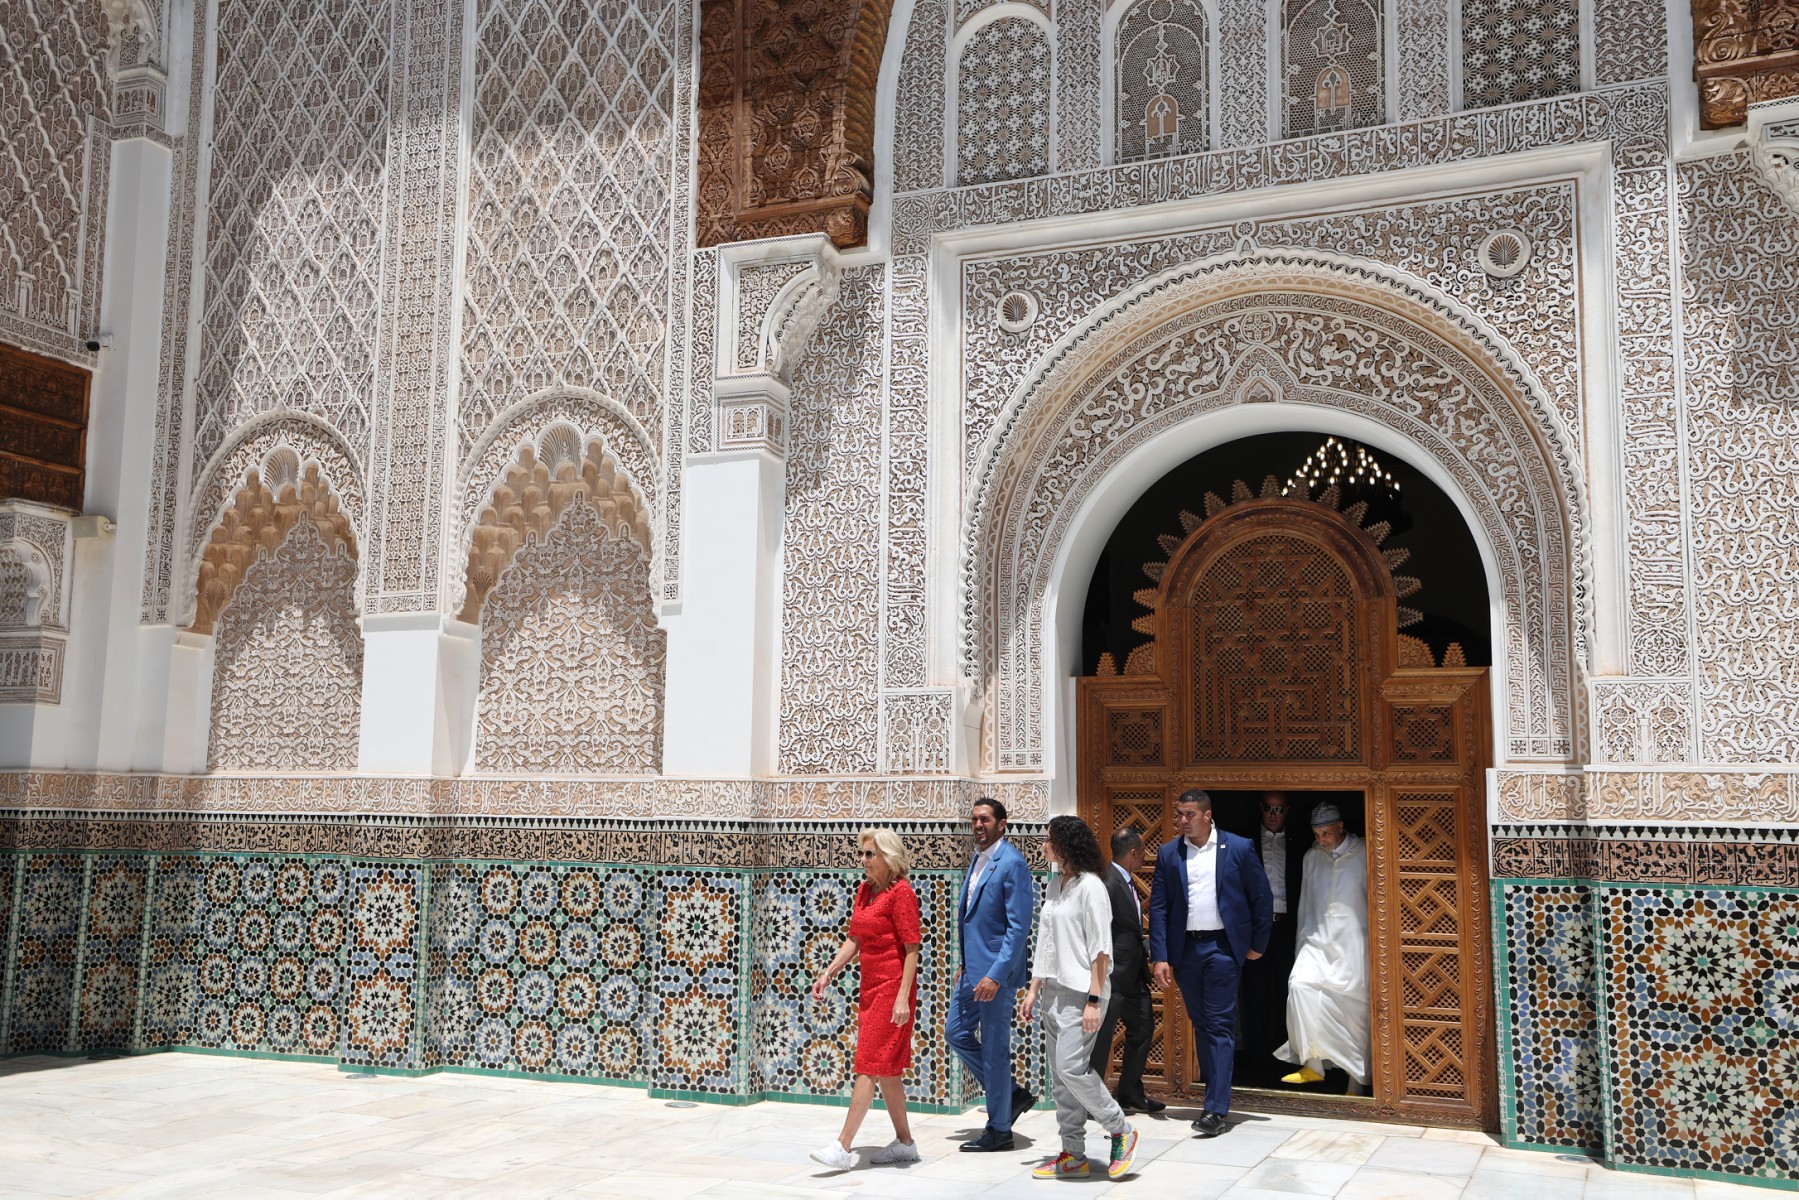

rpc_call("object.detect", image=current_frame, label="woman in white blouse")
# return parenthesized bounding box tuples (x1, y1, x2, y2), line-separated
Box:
(1018, 816, 1140, 1181)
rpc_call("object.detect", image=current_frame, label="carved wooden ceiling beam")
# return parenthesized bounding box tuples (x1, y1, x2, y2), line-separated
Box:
(1693, 0, 1799, 128)
(697, 0, 893, 248)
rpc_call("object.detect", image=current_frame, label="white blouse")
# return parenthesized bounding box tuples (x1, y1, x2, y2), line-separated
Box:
(1031, 870, 1114, 999)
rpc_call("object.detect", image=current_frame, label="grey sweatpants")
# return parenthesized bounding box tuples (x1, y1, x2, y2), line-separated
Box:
(1039, 981, 1129, 1156)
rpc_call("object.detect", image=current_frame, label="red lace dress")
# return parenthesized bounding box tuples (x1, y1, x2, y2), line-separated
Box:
(850, 878, 922, 1076)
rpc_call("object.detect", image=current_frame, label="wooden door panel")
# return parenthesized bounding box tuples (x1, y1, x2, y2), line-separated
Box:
(1078, 497, 1493, 1128)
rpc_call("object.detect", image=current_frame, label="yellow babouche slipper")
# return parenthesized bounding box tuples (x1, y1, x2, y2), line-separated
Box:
(1281, 1065, 1326, 1084)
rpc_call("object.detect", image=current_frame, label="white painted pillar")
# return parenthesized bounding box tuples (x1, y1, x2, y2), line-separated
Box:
(84, 135, 175, 772)
(161, 630, 214, 774)
(356, 614, 480, 776)
(661, 451, 786, 777)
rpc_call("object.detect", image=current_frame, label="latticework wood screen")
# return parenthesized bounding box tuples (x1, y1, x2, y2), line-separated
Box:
(1077, 496, 1493, 1129)
(1188, 534, 1361, 761)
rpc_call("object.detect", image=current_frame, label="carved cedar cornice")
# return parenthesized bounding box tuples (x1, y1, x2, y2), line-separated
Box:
(1693, 0, 1799, 128)
(696, 0, 894, 248)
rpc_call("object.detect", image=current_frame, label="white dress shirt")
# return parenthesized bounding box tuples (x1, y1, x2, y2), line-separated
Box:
(965, 838, 1003, 912)
(1261, 828, 1288, 914)
(1112, 861, 1141, 923)
(1184, 834, 1223, 931)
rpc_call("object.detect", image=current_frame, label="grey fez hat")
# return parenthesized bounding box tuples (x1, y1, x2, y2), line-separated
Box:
(1309, 803, 1343, 827)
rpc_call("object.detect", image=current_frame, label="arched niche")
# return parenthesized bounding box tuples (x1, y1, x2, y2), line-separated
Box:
(963, 250, 1590, 779)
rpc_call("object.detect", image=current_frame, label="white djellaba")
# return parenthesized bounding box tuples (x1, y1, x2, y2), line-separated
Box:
(1275, 813, 1371, 1086)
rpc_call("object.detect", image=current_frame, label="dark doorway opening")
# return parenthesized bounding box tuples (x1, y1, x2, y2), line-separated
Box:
(1212, 788, 1369, 1096)
(1080, 432, 1491, 676)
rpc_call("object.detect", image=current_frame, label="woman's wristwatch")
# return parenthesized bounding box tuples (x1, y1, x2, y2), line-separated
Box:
(1085, 994, 1101, 1005)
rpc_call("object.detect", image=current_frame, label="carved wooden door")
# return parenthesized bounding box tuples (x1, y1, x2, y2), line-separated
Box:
(1077, 491, 1495, 1129)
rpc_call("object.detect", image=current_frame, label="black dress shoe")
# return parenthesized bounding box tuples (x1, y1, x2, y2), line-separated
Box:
(1010, 1085, 1036, 1123)
(1124, 1096, 1166, 1113)
(1191, 1112, 1228, 1137)
(960, 1128, 1015, 1153)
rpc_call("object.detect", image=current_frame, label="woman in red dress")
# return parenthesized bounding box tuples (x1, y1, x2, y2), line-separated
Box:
(808, 828, 923, 1172)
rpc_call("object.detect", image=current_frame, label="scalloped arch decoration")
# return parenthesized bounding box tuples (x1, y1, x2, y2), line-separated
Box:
(454, 389, 659, 614)
(190, 455, 357, 636)
(458, 424, 652, 623)
(184, 415, 366, 627)
(965, 251, 1588, 771)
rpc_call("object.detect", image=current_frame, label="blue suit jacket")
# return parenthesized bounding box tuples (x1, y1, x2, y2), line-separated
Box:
(958, 838, 1034, 991)
(1147, 829, 1273, 968)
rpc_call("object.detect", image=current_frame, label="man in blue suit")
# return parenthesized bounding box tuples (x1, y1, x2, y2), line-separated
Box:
(947, 796, 1036, 1152)
(1148, 788, 1273, 1137)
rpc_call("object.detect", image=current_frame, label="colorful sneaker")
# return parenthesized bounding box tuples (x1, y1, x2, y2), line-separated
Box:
(809, 1142, 855, 1171)
(870, 1139, 919, 1165)
(1032, 1151, 1089, 1179)
(1108, 1127, 1139, 1178)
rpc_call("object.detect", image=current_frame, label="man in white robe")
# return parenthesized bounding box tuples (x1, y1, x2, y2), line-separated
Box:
(1275, 804, 1370, 1089)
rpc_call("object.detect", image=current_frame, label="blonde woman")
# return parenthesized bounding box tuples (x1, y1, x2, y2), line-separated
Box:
(809, 829, 923, 1171)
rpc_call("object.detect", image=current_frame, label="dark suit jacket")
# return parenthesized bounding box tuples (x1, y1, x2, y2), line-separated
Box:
(1146, 829, 1273, 967)
(1103, 863, 1149, 996)
(1250, 827, 1306, 918)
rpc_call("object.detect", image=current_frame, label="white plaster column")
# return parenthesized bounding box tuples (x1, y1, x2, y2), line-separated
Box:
(82, 134, 176, 772)
(661, 235, 839, 777)
(160, 629, 214, 773)
(356, 614, 480, 776)
(661, 452, 785, 776)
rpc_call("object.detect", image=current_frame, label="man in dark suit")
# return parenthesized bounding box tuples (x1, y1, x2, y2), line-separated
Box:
(1088, 827, 1164, 1113)
(1240, 791, 1306, 1082)
(1148, 788, 1273, 1137)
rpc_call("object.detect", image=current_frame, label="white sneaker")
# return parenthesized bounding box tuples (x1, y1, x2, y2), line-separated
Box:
(809, 1142, 856, 1171)
(871, 1139, 920, 1165)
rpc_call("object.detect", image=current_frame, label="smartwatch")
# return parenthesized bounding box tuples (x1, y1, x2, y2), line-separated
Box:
(1085, 994, 1102, 1005)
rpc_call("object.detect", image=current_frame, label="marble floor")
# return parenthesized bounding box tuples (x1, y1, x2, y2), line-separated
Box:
(0, 1053, 1770, 1198)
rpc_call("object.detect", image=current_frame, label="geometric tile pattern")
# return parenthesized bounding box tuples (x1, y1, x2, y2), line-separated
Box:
(139, 856, 205, 1050)
(0, 846, 1058, 1113)
(750, 871, 961, 1104)
(1603, 887, 1799, 1184)
(73, 856, 149, 1053)
(424, 862, 651, 1082)
(1495, 882, 1602, 1152)
(652, 872, 746, 1096)
(173, 856, 350, 1061)
(3, 853, 81, 1054)
(339, 864, 423, 1071)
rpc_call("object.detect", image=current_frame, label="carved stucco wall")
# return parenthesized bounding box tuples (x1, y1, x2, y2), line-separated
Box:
(476, 495, 665, 774)
(955, 14, 1052, 186)
(1678, 154, 1799, 762)
(967, 255, 1583, 771)
(458, 0, 681, 465)
(779, 265, 887, 774)
(208, 516, 363, 772)
(188, 0, 392, 475)
(0, 0, 112, 361)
